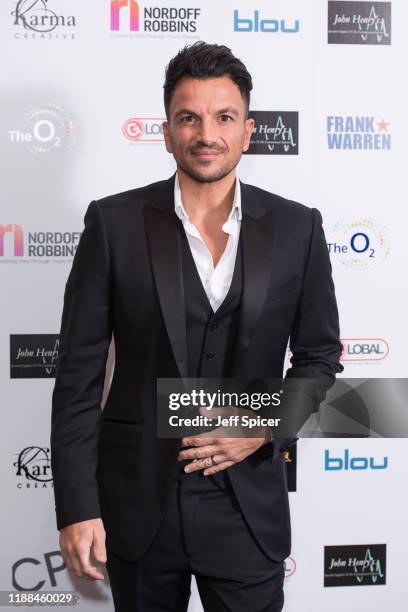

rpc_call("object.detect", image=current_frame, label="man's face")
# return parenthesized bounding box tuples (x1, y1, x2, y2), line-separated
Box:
(163, 76, 254, 183)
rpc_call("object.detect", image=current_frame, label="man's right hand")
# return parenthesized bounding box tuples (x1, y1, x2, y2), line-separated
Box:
(59, 518, 107, 581)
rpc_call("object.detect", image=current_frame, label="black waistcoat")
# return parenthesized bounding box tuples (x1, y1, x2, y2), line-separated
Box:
(176, 222, 243, 484)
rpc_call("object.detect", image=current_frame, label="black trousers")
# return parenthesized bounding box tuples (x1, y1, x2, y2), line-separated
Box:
(106, 467, 285, 612)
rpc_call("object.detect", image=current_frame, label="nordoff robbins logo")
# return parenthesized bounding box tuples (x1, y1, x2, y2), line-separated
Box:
(341, 338, 389, 362)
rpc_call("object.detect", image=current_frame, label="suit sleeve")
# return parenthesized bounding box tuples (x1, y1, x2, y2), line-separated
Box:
(50, 200, 112, 530)
(270, 207, 344, 462)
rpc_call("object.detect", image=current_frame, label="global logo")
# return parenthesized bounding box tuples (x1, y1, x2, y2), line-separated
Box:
(234, 10, 300, 33)
(11, 0, 77, 38)
(284, 556, 297, 579)
(8, 104, 76, 154)
(327, 219, 390, 269)
(325, 449, 388, 471)
(327, 116, 391, 150)
(341, 338, 389, 362)
(122, 117, 164, 143)
(14, 447, 53, 486)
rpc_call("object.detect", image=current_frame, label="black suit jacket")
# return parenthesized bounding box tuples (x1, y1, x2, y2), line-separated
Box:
(51, 173, 343, 562)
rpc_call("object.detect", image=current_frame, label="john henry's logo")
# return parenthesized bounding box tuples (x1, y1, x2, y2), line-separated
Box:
(14, 447, 52, 483)
(341, 339, 389, 362)
(11, 0, 76, 34)
(234, 10, 300, 33)
(328, 2, 391, 45)
(325, 449, 388, 471)
(327, 219, 390, 269)
(327, 116, 391, 150)
(245, 112, 298, 155)
(111, 0, 139, 31)
(324, 544, 386, 586)
(0, 225, 24, 256)
(122, 117, 165, 142)
(110, 1, 200, 34)
(10, 334, 59, 378)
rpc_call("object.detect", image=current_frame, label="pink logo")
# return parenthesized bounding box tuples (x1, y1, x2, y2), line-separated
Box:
(122, 118, 144, 141)
(0, 224, 24, 256)
(111, 0, 139, 31)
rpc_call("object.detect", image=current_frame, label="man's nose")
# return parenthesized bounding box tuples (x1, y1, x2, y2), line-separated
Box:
(196, 118, 217, 146)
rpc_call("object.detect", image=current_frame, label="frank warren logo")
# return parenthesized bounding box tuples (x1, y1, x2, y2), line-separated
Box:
(327, 219, 390, 269)
(327, 116, 391, 150)
(10, 335, 59, 379)
(14, 446, 53, 489)
(233, 9, 300, 33)
(0, 225, 81, 264)
(341, 338, 389, 363)
(11, 0, 77, 40)
(8, 104, 76, 154)
(245, 112, 298, 155)
(122, 117, 165, 143)
(325, 449, 388, 471)
(110, 0, 201, 36)
(328, 1, 391, 45)
(324, 544, 386, 586)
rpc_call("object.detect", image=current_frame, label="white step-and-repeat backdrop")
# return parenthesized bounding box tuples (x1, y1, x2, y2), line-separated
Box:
(1, 1, 407, 610)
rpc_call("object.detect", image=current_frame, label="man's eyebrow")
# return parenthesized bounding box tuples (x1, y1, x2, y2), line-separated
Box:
(174, 108, 198, 118)
(173, 107, 240, 119)
(217, 107, 239, 116)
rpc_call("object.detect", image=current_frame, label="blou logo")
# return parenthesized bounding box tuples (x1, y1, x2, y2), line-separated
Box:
(233, 10, 299, 33)
(325, 449, 388, 471)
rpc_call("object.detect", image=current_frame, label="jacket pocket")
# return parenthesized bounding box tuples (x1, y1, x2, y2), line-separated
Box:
(98, 420, 142, 447)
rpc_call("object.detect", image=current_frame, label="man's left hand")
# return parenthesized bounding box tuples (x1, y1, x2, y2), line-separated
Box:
(178, 406, 271, 475)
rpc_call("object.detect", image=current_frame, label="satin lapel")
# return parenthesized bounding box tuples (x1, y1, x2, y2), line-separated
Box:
(143, 176, 188, 379)
(231, 182, 275, 375)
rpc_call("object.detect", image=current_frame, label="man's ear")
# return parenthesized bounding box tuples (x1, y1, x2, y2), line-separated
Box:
(162, 120, 173, 154)
(242, 117, 255, 152)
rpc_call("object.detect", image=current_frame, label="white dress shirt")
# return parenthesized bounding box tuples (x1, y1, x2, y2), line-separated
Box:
(174, 171, 242, 312)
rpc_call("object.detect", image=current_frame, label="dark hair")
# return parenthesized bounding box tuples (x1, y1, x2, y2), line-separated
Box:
(163, 41, 253, 119)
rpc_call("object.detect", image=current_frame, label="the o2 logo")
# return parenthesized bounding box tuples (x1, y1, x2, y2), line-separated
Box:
(327, 219, 390, 269)
(8, 104, 76, 154)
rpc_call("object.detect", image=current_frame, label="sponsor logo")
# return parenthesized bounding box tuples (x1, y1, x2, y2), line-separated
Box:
(11, 0, 77, 40)
(10, 335, 59, 379)
(341, 338, 389, 362)
(327, 219, 390, 269)
(110, 1, 201, 36)
(327, 116, 391, 150)
(284, 556, 297, 579)
(233, 9, 300, 33)
(14, 446, 53, 488)
(324, 544, 386, 586)
(12, 551, 69, 591)
(283, 443, 297, 492)
(245, 111, 299, 155)
(8, 104, 76, 154)
(328, 1, 391, 45)
(0, 225, 81, 264)
(122, 117, 165, 142)
(325, 449, 388, 471)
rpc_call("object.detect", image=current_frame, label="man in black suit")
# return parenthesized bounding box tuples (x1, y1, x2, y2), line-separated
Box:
(51, 42, 343, 611)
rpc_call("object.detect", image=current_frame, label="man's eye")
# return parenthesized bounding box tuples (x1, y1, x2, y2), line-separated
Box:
(180, 115, 196, 124)
(220, 115, 233, 123)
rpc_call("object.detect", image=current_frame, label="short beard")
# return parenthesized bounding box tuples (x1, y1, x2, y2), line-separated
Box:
(176, 157, 239, 184)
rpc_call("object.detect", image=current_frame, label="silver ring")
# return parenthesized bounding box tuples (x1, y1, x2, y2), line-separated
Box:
(211, 455, 217, 465)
